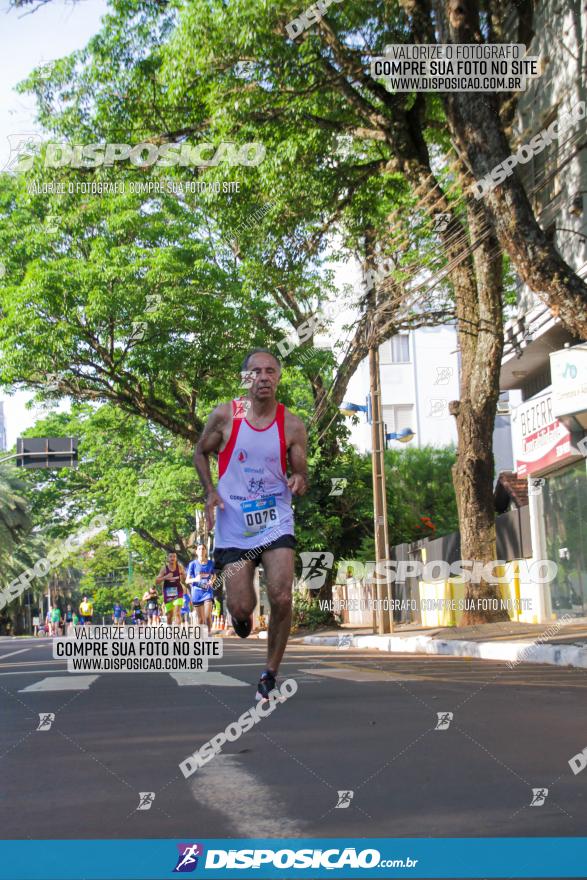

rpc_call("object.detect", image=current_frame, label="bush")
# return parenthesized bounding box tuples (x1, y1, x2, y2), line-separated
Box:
(290, 589, 338, 632)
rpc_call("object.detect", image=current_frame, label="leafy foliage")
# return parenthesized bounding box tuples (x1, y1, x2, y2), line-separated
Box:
(291, 588, 335, 632)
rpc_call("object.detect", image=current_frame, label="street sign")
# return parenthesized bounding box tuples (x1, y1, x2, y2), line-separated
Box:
(510, 393, 576, 476)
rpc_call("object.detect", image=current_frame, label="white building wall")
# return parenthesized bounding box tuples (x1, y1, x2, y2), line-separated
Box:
(405, 325, 459, 447)
(342, 325, 459, 453)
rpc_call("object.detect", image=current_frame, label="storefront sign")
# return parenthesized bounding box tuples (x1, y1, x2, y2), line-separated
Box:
(550, 344, 587, 418)
(512, 392, 575, 476)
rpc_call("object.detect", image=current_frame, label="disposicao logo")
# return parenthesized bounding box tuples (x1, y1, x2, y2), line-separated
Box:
(173, 843, 204, 872)
(202, 847, 382, 870)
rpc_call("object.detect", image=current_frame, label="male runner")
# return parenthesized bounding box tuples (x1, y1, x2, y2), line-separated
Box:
(180, 591, 192, 627)
(131, 597, 145, 626)
(143, 586, 160, 624)
(113, 601, 125, 627)
(50, 605, 62, 636)
(186, 543, 216, 633)
(64, 605, 74, 635)
(194, 348, 308, 701)
(79, 596, 93, 626)
(156, 551, 186, 625)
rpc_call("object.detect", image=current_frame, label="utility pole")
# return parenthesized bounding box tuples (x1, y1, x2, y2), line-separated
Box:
(125, 528, 133, 588)
(24, 591, 31, 635)
(369, 346, 393, 633)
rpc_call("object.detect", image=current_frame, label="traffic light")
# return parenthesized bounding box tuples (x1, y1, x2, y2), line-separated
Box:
(16, 437, 78, 469)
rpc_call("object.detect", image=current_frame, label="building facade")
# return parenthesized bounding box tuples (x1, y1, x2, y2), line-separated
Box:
(344, 325, 515, 476)
(343, 325, 460, 452)
(500, 0, 587, 620)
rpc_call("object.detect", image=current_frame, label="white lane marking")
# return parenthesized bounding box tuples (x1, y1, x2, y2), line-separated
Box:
(209, 661, 330, 668)
(0, 662, 66, 674)
(170, 671, 248, 687)
(303, 666, 415, 682)
(0, 659, 62, 666)
(0, 669, 67, 677)
(189, 754, 304, 836)
(18, 675, 99, 692)
(0, 649, 30, 660)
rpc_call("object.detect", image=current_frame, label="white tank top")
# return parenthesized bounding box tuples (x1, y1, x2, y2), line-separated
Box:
(214, 399, 294, 549)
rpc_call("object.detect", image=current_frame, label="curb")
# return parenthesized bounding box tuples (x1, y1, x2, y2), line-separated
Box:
(301, 633, 587, 669)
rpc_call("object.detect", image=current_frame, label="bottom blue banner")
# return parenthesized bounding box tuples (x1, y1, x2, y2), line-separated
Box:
(0, 837, 585, 879)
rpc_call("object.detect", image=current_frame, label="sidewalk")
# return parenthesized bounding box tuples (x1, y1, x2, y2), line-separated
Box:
(296, 620, 587, 669)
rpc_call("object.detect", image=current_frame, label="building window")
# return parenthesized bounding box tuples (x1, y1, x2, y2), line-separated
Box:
(380, 333, 410, 365)
(382, 404, 414, 434)
(391, 334, 410, 363)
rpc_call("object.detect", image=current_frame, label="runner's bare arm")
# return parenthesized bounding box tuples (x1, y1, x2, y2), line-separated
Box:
(286, 413, 309, 496)
(155, 566, 168, 584)
(194, 404, 230, 492)
(194, 404, 230, 529)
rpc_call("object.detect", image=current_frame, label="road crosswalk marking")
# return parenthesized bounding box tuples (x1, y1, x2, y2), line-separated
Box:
(13, 667, 331, 694)
(18, 675, 99, 692)
(303, 665, 419, 682)
(0, 649, 30, 660)
(170, 671, 249, 687)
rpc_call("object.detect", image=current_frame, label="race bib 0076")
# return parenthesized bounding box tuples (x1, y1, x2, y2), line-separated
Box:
(241, 496, 280, 536)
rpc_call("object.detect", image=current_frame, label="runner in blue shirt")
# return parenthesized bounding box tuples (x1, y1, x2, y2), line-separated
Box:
(180, 591, 191, 627)
(113, 602, 125, 626)
(186, 544, 216, 633)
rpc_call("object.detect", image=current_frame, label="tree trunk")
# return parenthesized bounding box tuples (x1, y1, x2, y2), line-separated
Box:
(450, 207, 509, 624)
(395, 157, 509, 621)
(441, 0, 587, 338)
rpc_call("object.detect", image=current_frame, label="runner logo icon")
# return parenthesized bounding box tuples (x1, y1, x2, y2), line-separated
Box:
(300, 552, 334, 589)
(173, 843, 204, 872)
(36, 712, 55, 731)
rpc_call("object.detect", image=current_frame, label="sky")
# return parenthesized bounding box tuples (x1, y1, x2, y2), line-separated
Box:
(0, 0, 108, 447)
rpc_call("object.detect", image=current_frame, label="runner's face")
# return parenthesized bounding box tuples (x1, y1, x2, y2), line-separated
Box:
(168, 554, 176, 567)
(245, 354, 280, 401)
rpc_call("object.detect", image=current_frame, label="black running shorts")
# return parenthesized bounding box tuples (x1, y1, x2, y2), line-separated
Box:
(214, 534, 296, 570)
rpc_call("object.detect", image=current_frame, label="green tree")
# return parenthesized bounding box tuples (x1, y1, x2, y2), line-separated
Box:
(6, 0, 552, 623)
(19, 404, 199, 563)
(0, 467, 32, 563)
(296, 443, 458, 564)
(6, 0, 504, 624)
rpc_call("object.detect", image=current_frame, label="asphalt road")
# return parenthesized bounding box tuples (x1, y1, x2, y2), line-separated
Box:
(0, 635, 586, 847)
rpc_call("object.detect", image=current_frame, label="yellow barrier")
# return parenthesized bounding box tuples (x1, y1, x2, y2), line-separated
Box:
(417, 561, 522, 627)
